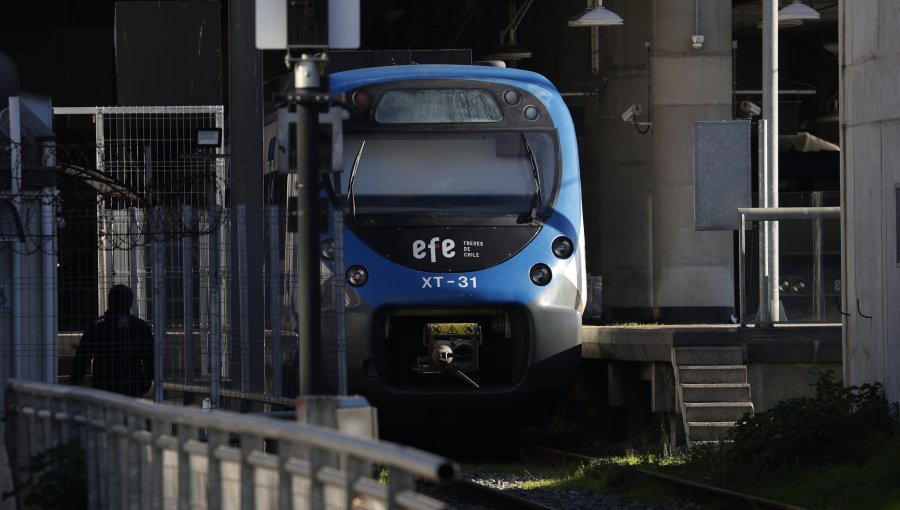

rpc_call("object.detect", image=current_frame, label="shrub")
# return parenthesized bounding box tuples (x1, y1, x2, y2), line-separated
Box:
(3, 441, 87, 510)
(727, 371, 899, 477)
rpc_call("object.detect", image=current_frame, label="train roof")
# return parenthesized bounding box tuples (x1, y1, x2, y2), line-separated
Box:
(328, 64, 560, 95)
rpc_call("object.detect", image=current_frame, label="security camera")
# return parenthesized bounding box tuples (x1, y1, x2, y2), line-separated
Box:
(740, 101, 761, 117)
(621, 104, 643, 122)
(691, 35, 705, 50)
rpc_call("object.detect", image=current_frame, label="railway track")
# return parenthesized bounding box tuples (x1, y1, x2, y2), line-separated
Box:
(528, 446, 807, 510)
(433, 478, 559, 510)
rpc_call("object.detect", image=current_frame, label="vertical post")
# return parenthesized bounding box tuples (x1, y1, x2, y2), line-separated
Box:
(293, 55, 323, 395)
(268, 206, 283, 396)
(42, 143, 58, 383)
(9, 96, 23, 379)
(209, 205, 222, 408)
(152, 208, 166, 404)
(757, 119, 770, 324)
(334, 207, 347, 396)
(237, 205, 250, 393)
(183, 205, 195, 386)
(739, 212, 746, 325)
(228, 0, 266, 395)
(128, 208, 139, 314)
(812, 191, 824, 321)
(146, 144, 166, 404)
(95, 110, 108, 310)
(762, 0, 780, 322)
(199, 212, 210, 379)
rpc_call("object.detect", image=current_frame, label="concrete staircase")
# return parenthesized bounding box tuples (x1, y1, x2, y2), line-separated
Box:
(673, 346, 754, 444)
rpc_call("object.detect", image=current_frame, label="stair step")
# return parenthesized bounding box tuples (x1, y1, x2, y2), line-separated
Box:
(686, 422, 737, 442)
(684, 402, 754, 422)
(682, 383, 751, 403)
(679, 365, 748, 384)
(674, 346, 743, 366)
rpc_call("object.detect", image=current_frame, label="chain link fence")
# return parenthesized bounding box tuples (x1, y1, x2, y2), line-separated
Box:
(3, 105, 342, 411)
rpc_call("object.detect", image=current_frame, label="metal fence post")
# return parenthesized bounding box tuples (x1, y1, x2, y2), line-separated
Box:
(739, 212, 746, 326)
(209, 205, 222, 409)
(268, 206, 283, 397)
(334, 208, 347, 396)
(128, 208, 139, 315)
(812, 191, 824, 321)
(184, 205, 195, 388)
(237, 205, 250, 393)
(153, 207, 166, 404)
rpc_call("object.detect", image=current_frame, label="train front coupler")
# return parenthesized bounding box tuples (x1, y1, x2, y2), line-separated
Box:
(413, 322, 482, 388)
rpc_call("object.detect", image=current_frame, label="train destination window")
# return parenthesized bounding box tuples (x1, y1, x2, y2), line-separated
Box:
(340, 131, 558, 216)
(375, 89, 503, 124)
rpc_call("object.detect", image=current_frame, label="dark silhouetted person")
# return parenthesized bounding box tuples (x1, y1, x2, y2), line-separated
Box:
(71, 285, 155, 397)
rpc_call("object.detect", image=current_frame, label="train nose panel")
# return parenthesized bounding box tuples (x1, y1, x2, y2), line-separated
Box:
(417, 322, 482, 388)
(374, 308, 531, 389)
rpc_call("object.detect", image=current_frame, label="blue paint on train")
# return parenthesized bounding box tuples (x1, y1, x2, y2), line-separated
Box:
(320, 64, 586, 427)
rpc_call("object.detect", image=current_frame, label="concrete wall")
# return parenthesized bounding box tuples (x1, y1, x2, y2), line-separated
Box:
(593, 0, 655, 317)
(841, 0, 900, 403)
(650, 0, 734, 321)
(547, 0, 735, 322)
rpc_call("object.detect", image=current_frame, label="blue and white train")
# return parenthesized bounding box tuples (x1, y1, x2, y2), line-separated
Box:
(280, 63, 586, 428)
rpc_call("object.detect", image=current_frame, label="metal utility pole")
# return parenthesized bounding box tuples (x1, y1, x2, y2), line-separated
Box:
(291, 52, 324, 394)
(256, 0, 359, 395)
(759, 0, 780, 324)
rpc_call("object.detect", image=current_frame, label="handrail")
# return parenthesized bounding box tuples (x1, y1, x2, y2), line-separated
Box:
(737, 206, 840, 221)
(5, 380, 458, 509)
(738, 206, 841, 326)
(160, 382, 297, 407)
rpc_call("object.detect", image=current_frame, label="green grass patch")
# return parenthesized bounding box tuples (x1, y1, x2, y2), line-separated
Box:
(469, 372, 900, 509)
(741, 436, 900, 509)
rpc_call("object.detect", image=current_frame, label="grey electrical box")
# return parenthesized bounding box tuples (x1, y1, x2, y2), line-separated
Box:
(694, 120, 752, 230)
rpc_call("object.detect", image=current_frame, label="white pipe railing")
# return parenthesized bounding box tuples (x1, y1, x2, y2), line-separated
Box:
(738, 206, 841, 326)
(5, 379, 458, 510)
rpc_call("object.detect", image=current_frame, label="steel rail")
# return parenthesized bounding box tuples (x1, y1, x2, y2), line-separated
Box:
(528, 446, 807, 510)
(424, 478, 559, 510)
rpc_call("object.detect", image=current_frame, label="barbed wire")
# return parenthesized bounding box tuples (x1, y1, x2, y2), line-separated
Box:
(0, 139, 246, 255)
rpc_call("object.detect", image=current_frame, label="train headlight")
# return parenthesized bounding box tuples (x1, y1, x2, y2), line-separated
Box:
(552, 236, 574, 259)
(346, 265, 369, 287)
(352, 89, 373, 108)
(529, 263, 552, 286)
(503, 89, 521, 105)
(320, 238, 335, 260)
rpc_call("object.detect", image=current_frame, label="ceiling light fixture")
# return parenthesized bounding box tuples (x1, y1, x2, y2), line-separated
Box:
(778, 0, 820, 22)
(568, 0, 623, 27)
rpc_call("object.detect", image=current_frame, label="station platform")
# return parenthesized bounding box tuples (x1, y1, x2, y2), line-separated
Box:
(582, 323, 841, 364)
(574, 324, 842, 442)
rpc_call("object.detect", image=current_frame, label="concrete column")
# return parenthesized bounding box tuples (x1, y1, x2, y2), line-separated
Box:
(228, 0, 266, 396)
(560, 0, 653, 321)
(592, 0, 656, 321)
(650, 0, 733, 323)
(841, 0, 900, 403)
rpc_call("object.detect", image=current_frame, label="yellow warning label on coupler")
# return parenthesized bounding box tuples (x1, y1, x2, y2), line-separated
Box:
(426, 322, 478, 338)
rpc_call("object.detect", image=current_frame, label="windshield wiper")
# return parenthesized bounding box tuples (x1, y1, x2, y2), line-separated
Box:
(521, 132, 542, 223)
(345, 140, 366, 222)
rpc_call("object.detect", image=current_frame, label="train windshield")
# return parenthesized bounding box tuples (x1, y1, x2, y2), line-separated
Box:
(339, 131, 559, 217)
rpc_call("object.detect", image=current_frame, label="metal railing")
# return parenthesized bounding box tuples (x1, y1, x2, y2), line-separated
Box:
(5, 379, 458, 510)
(738, 206, 841, 326)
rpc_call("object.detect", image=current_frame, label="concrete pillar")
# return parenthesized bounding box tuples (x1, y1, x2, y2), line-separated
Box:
(841, 0, 900, 403)
(593, 0, 656, 321)
(228, 0, 266, 396)
(650, 0, 733, 323)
